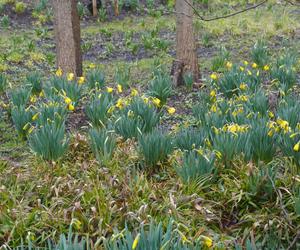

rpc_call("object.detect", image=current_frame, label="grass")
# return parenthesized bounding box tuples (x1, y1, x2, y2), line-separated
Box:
(0, 0, 300, 249)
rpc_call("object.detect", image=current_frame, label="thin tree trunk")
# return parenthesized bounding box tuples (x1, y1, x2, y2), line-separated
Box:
(172, 0, 199, 86)
(92, 0, 98, 16)
(52, 0, 82, 76)
(114, 0, 119, 16)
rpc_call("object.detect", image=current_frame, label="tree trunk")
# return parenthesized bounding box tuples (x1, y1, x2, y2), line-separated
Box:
(92, 0, 98, 16)
(114, 0, 119, 16)
(52, 0, 82, 76)
(172, 0, 199, 86)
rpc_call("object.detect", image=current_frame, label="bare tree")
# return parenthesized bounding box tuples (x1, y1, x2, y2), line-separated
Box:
(171, 0, 199, 86)
(52, 0, 82, 76)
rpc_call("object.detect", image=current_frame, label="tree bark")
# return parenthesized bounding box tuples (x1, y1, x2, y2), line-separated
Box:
(92, 0, 98, 16)
(172, 0, 199, 86)
(114, 0, 119, 16)
(52, 0, 82, 76)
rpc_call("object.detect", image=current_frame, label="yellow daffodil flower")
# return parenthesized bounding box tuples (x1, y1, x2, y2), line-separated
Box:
(289, 133, 299, 139)
(210, 104, 217, 112)
(78, 76, 85, 85)
(132, 233, 140, 250)
(239, 83, 247, 91)
(64, 97, 72, 105)
(152, 97, 161, 107)
(142, 96, 149, 104)
(30, 95, 37, 103)
(202, 236, 213, 248)
(226, 61, 232, 69)
(68, 103, 75, 111)
(108, 106, 115, 114)
(238, 95, 248, 102)
(268, 130, 274, 137)
(131, 88, 138, 96)
(252, 63, 258, 69)
(268, 111, 274, 119)
(167, 107, 176, 115)
(116, 98, 124, 109)
(263, 65, 270, 71)
(28, 126, 35, 134)
(205, 138, 211, 147)
(32, 113, 39, 121)
(117, 84, 123, 93)
(243, 60, 249, 66)
(23, 123, 30, 131)
(67, 73, 74, 81)
(210, 73, 218, 80)
(128, 110, 134, 117)
(106, 87, 114, 93)
(277, 119, 289, 131)
(56, 67, 63, 77)
(210, 90, 216, 97)
(240, 66, 245, 71)
(293, 142, 300, 152)
(89, 63, 96, 69)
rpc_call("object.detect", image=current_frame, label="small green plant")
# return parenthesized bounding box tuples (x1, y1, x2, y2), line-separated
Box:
(86, 69, 105, 90)
(11, 106, 33, 139)
(0, 73, 7, 94)
(89, 128, 116, 165)
(50, 76, 82, 104)
(128, 97, 161, 133)
(245, 89, 269, 117)
(271, 65, 296, 93)
(148, 69, 173, 105)
(18, 224, 88, 249)
(211, 46, 230, 72)
(26, 72, 43, 95)
(114, 64, 131, 89)
(105, 220, 201, 250)
(175, 151, 215, 183)
(246, 120, 277, 164)
(217, 65, 246, 98)
(123, 0, 139, 11)
(277, 96, 300, 129)
(146, 0, 154, 9)
(175, 128, 206, 151)
(183, 71, 194, 90)
(29, 121, 69, 162)
(35, 103, 67, 128)
(85, 92, 114, 128)
(14, 1, 26, 14)
(77, 1, 85, 18)
(10, 87, 31, 107)
(201, 32, 213, 48)
(114, 98, 160, 140)
(138, 129, 173, 167)
(212, 131, 242, 166)
(280, 132, 300, 167)
(245, 165, 277, 202)
(98, 8, 107, 22)
(34, 0, 48, 13)
(1, 15, 10, 29)
(251, 40, 269, 67)
(114, 114, 142, 139)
